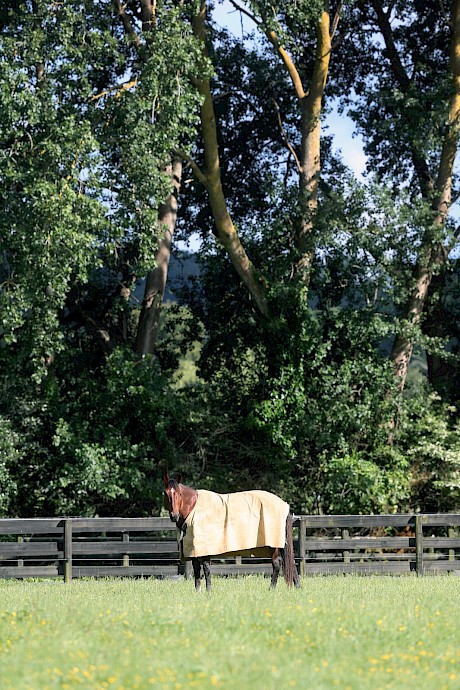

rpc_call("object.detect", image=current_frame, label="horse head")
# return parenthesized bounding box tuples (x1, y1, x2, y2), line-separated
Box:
(163, 473, 183, 523)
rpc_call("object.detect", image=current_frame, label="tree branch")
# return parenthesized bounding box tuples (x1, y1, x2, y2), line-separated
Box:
(330, 0, 344, 40)
(447, 222, 460, 254)
(228, 0, 305, 100)
(173, 149, 208, 187)
(192, 0, 269, 316)
(140, 0, 156, 32)
(435, 0, 460, 225)
(273, 99, 302, 173)
(112, 0, 141, 48)
(264, 29, 306, 100)
(227, 0, 262, 28)
(371, 0, 435, 197)
(89, 78, 138, 102)
(371, 0, 410, 91)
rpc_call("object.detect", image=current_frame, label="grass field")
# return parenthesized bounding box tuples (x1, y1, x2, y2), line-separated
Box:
(1, 575, 460, 690)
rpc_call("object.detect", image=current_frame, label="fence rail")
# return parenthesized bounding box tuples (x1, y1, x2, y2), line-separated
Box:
(0, 514, 459, 581)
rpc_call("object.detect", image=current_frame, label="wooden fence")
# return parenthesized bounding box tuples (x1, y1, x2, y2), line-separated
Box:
(0, 514, 459, 581)
(297, 513, 460, 576)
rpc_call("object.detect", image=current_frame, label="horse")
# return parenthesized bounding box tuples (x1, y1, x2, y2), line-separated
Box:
(163, 473, 301, 591)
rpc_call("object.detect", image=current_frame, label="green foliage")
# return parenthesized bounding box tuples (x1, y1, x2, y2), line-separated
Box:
(1, 0, 460, 520)
(321, 450, 410, 514)
(0, 4, 107, 373)
(398, 389, 460, 512)
(0, 418, 20, 516)
(247, 0, 325, 56)
(336, 0, 452, 184)
(0, 0, 204, 381)
(183, 179, 420, 512)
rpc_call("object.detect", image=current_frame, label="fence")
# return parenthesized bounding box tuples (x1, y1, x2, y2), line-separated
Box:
(0, 514, 459, 581)
(297, 513, 460, 576)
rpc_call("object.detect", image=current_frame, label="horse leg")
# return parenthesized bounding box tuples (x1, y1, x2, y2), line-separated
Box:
(192, 557, 202, 592)
(203, 558, 212, 591)
(270, 548, 282, 589)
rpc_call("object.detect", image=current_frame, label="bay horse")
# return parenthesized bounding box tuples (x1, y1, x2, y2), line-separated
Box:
(163, 473, 301, 591)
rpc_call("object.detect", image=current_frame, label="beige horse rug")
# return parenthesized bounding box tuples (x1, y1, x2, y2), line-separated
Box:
(181, 489, 290, 559)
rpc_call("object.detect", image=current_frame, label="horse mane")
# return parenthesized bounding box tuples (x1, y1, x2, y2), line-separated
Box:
(167, 478, 180, 488)
(166, 478, 197, 496)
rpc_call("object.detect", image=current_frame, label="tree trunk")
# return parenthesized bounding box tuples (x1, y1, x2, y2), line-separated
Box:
(263, 4, 333, 285)
(192, 0, 269, 317)
(296, 7, 331, 281)
(113, 0, 185, 356)
(135, 159, 182, 356)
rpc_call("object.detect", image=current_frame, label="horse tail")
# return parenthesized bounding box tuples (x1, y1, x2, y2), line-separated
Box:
(283, 513, 296, 587)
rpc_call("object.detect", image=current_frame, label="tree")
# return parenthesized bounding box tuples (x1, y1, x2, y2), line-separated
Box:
(181, 0, 345, 314)
(335, 0, 460, 391)
(1, 0, 203, 372)
(2, 0, 460, 517)
(0, 0, 205, 515)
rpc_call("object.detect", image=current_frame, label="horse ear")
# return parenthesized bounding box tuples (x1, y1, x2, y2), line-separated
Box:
(163, 473, 169, 486)
(176, 473, 183, 485)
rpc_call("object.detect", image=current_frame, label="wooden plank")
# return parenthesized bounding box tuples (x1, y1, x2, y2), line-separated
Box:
(0, 519, 63, 535)
(71, 541, 179, 556)
(303, 537, 414, 550)
(346, 553, 415, 561)
(1, 515, 459, 536)
(298, 514, 460, 528)
(342, 529, 350, 565)
(122, 533, 129, 567)
(17, 535, 24, 569)
(302, 553, 414, 562)
(0, 566, 59, 578)
(209, 564, 272, 576)
(302, 561, 412, 574)
(0, 517, 177, 536)
(420, 515, 460, 527)
(71, 565, 179, 578)
(420, 538, 460, 549)
(449, 528, 456, 561)
(424, 560, 460, 572)
(70, 518, 175, 533)
(299, 515, 417, 529)
(298, 518, 306, 577)
(0, 543, 61, 560)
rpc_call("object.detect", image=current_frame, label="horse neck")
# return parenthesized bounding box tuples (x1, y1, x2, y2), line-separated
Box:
(179, 484, 198, 521)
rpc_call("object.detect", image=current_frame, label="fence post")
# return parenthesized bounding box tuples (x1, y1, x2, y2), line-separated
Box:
(448, 527, 455, 562)
(17, 535, 24, 569)
(122, 533, 130, 567)
(342, 529, 350, 566)
(63, 519, 73, 583)
(298, 518, 306, 577)
(415, 514, 424, 576)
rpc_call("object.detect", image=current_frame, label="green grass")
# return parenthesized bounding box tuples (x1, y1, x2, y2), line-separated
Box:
(1, 575, 460, 690)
